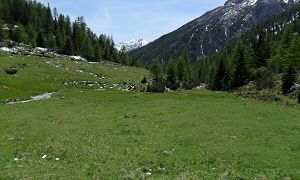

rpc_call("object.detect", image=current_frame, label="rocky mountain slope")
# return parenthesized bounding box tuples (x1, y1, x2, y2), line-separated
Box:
(130, 0, 300, 64)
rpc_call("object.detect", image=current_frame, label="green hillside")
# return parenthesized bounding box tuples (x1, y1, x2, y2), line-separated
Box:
(0, 54, 150, 102)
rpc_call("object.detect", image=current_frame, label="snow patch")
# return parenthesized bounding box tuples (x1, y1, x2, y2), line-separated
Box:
(69, 56, 87, 62)
(7, 92, 54, 105)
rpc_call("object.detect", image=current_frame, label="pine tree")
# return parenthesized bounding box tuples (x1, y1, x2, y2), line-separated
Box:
(94, 43, 101, 61)
(11, 0, 26, 24)
(80, 37, 94, 59)
(44, 3, 54, 34)
(55, 31, 64, 51)
(119, 46, 130, 65)
(63, 37, 73, 55)
(177, 56, 186, 82)
(0, 0, 9, 22)
(150, 59, 163, 81)
(166, 59, 177, 84)
(298, 89, 300, 103)
(288, 37, 300, 66)
(231, 40, 249, 89)
(280, 26, 293, 49)
(26, 24, 37, 47)
(37, 31, 45, 47)
(213, 57, 226, 90)
(0, 19, 5, 41)
(133, 58, 143, 67)
(254, 34, 270, 67)
(46, 34, 56, 50)
(282, 64, 296, 94)
(12, 25, 26, 43)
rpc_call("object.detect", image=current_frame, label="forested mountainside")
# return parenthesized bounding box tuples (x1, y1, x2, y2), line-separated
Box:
(0, 0, 141, 66)
(130, 0, 300, 65)
(147, 4, 300, 101)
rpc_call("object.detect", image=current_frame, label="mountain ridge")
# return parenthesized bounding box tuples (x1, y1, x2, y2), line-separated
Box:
(130, 0, 300, 64)
(116, 39, 149, 52)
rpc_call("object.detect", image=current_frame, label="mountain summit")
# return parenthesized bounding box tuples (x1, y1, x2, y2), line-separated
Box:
(116, 39, 149, 52)
(130, 0, 299, 64)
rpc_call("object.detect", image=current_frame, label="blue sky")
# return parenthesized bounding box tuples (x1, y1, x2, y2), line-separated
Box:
(37, 0, 226, 43)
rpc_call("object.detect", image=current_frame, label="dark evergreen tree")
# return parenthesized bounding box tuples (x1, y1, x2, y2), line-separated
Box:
(282, 64, 297, 94)
(12, 25, 26, 43)
(298, 90, 300, 103)
(231, 40, 249, 89)
(0, 20, 5, 41)
(213, 57, 226, 90)
(166, 59, 177, 84)
(150, 59, 163, 81)
(26, 24, 37, 47)
(254, 34, 270, 67)
(36, 31, 45, 47)
(63, 37, 73, 55)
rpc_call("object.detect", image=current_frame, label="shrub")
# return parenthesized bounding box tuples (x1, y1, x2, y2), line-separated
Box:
(254, 67, 275, 90)
(166, 80, 179, 91)
(5, 67, 17, 75)
(147, 81, 165, 93)
(141, 77, 148, 84)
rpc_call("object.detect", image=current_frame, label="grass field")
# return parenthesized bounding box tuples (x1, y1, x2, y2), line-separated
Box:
(0, 54, 300, 179)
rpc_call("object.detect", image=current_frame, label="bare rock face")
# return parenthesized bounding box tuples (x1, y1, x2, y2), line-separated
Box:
(130, 0, 299, 64)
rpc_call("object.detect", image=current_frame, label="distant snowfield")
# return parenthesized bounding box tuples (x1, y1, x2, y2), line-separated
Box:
(116, 39, 149, 52)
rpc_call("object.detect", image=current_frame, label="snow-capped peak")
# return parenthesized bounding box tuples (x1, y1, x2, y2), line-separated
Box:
(116, 39, 149, 52)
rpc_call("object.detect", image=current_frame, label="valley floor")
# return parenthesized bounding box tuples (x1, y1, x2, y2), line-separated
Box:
(0, 53, 300, 179)
(0, 89, 300, 179)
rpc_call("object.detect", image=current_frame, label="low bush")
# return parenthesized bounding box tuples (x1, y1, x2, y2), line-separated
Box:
(5, 67, 17, 75)
(254, 67, 275, 90)
(141, 77, 148, 84)
(147, 81, 165, 93)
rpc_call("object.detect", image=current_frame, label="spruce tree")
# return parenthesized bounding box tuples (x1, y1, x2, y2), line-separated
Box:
(166, 59, 177, 85)
(26, 24, 37, 47)
(282, 64, 296, 94)
(0, 20, 5, 41)
(231, 40, 249, 89)
(150, 59, 163, 81)
(213, 58, 226, 90)
(46, 34, 57, 50)
(298, 90, 300, 103)
(63, 37, 73, 55)
(177, 57, 186, 82)
(37, 31, 45, 47)
(254, 34, 270, 67)
(12, 25, 26, 43)
(288, 37, 300, 66)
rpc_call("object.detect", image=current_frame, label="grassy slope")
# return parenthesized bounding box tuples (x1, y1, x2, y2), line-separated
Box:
(0, 54, 300, 179)
(0, 54, 149, 101)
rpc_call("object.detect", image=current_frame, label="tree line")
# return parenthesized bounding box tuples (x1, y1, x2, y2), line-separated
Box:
(148, 5, 300, 100)
(0, 0, 142, 66)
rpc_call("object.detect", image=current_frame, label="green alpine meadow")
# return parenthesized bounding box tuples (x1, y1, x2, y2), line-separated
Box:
(1, 0, 300, 179)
